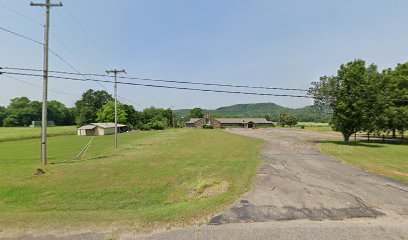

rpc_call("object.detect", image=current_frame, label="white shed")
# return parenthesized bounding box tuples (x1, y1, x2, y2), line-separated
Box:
(77, 123, 127, 136)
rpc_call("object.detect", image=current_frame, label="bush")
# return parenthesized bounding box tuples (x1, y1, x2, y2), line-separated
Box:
(300, 125, 305, 129)
(149, 121, 166, 130)
(203, 125, 214, 129)
(141, 124, 151, 131)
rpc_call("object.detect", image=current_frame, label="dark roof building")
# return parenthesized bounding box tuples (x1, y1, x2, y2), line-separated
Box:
(186, 115, 273, 128)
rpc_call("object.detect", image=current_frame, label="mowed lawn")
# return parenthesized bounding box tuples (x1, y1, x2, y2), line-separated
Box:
(320, 141, 408, 183)
(0, 129, 263, 231)
(0, 126, 77, 142)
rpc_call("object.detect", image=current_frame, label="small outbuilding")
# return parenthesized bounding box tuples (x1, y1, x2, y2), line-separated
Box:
(77, 123, 127, 136)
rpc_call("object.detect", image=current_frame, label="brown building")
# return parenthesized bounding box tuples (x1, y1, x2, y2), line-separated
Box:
(185, 115, 273, 128)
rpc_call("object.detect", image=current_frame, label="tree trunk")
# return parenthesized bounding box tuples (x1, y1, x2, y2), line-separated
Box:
(343, 133, 351, 142)
(392, 129, 396, 138)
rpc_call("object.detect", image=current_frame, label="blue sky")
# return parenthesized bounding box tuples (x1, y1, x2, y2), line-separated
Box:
(1, 0, 408, 110)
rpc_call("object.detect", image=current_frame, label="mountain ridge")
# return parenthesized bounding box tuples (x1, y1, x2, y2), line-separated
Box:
(175, 102, 330, 122)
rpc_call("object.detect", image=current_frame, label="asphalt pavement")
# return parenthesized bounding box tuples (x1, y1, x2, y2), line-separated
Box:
(2, 128, 407, 240)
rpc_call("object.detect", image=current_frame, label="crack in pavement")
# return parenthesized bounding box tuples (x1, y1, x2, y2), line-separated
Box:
(210, 204, 383, 224)
(210, 128, 407, 225)
(384, 184, 408, 193)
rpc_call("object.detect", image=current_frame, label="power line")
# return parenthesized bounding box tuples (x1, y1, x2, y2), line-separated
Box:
(42, 7, 113, 93)
(2, 66, 310, 92)
(0, 3, 43, 26)
(0, 25, 109, 92)
(117, 96, 145, 108)
(48, 49, 109, 91)
(0, 24, 308, 93)
(0, 71, 314, 99)
(1, 74, 78, 97)
(0, 26, 43, 45)
(3, 71, 406, 103)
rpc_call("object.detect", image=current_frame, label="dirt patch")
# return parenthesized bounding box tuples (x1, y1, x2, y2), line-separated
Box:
(190, 181, 229, 198)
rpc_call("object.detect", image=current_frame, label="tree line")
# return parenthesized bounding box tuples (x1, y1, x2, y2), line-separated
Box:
(309, 59, 408, 141)
(0, 89, 179, 129)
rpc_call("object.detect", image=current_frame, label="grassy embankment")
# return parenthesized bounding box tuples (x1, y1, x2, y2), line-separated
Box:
(0, 126, 77, 142)
(320, 141, 407, 183)
(0, 128, 263, 231)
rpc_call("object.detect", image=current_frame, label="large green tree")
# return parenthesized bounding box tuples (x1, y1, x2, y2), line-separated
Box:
(48, 100, 75, 126)
(0, 106, 6, 127)
(309, 60, 370, 141)
(75, 89, 113, 125)
(382, 63, 408, 136)
(122, 104, 142, 128)
(1, 97, 75, 127)
(189, 107, 204, 118)
(278, 113, 298, 127)
(2, 97, 41, 126)
(96, 100, 127, 123)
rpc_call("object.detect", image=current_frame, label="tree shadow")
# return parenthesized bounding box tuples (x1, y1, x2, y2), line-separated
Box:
(319, 140, 386, 148)
(50, 155, 111, 165)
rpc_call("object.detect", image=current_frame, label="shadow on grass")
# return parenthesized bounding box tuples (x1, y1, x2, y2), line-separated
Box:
(50, 155, 112, 165)
(319, 140, 386, 148)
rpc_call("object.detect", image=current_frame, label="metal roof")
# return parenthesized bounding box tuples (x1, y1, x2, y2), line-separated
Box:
(78, 125, 96, 130)
(91, 123, 127, 128)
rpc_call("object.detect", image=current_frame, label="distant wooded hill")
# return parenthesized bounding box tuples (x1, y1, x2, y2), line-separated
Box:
(175, 103, 331, 122)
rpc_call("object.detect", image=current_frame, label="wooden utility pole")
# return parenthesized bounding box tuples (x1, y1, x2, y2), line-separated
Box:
(30, 0, 63, 165)
(106, 69, 126, 149)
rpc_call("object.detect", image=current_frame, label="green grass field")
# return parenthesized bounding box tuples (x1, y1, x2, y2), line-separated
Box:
(0, 126, 77, 142)
(300, 126, 335, 132)
(297, 122, 329, 127)
(320, 141, 408, 183)
(0, 129, 263, 231)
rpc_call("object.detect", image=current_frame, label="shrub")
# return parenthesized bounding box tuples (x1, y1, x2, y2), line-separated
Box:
(149, 121, 166, 130)
(141, 124, 151, 131)
(203, 125, 214, 129)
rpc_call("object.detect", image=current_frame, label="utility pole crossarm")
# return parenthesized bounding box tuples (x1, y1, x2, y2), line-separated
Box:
(30, 2, 63, 7)
(106, 69, 126, 75)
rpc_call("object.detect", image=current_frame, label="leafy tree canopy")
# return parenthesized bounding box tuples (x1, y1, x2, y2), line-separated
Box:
(75, 89, 113, 125)
(96, 100, 127, 123)
(189, 107, 204, 119)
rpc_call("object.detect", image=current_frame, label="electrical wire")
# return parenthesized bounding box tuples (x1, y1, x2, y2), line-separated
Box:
(0, 22, 310, 94)
(0, 3, 43, 26)
(1, 74, 79, 97)
(0, 71, 314, 99)
(0, 25, 109, 92)
(0, 26, 43, 45)
(2, 67, 310, 92)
